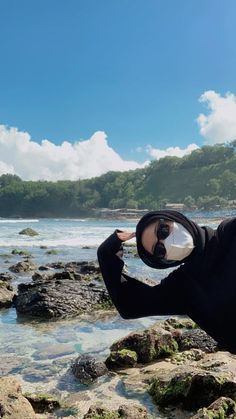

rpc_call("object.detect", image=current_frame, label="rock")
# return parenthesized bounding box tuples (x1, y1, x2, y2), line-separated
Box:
(45, 249, 59, 255)
(24, 393, 61, 413)
(105, 349, 138, 369)
(38, 265, 50, 270)
(32, 271, 51, 281)
(19, 228, 39, 236)
(40, 245, 47, 249)
(32, 271, 53, 281)
(190, 396, 236, 418)
(170, 349, 205, 365)
(9, 260, 37, 273)
(178, 329, 218, 353)
(0, 280, 15, 308)
(71, 355, 108, 384)
(110, 325, 178, 363)
(65, 261, 100, 275)
(53, 271, 81, 280)
(0, 376, 36, 418)
(0, 272, 15, 281)
(148, 365, 236, 410)
(83, 405, 120, 418)
(83, 403, 149, 419)
(162, 318, 198, 331)
(118, 404, 149, 418)
(45, 261, 65, 269)
(15, 275, 112, 318)
(11, 249, 32, 257)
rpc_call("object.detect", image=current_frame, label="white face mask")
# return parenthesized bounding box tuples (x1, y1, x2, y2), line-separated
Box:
(164, 222, 194, 261)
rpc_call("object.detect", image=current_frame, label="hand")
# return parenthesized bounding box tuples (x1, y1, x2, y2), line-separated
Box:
(117, 231, 136, 242)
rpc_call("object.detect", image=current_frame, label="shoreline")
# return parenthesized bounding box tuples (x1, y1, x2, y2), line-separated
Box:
(0, 208, 235, 222)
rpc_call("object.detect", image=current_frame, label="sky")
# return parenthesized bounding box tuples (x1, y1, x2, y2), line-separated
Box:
(1, 0, 236, 180)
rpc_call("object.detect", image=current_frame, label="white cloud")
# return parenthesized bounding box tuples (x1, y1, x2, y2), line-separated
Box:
(146, 143, 199, 159)
(197, 90, 236, 144)
(0, 125, 148, 181)
(0, 161, 15, 176)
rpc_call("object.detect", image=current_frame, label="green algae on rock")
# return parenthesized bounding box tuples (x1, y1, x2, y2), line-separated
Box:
(148, 367, 236, 410)
(105, 349, 138, 369)
(110, 326, 178, 363)
(11, 248, 32, 257)
(162, 318, 198, 331)
(83, 403, 150, 419)
(170, 349, 205, 365)
(190, 396, 236, 418)
(45, 249, 59, 255)
(19, 228, 39, 236)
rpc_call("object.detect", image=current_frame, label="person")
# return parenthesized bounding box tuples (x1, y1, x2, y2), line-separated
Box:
(97, 210, 236, 354)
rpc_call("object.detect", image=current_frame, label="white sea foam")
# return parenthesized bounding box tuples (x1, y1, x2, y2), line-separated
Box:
(53, 219, 86, 222)
(0, 219, 39, 223)
(0, 237, 109, 248)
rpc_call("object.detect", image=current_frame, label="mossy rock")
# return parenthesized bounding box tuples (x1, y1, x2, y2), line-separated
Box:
(163, 318, 198, 331)
(19, 228, 39, 236)
(148, 368, 236, 411)
(178, 329, 218, 353)
(110, 326, 178, 364)
(11, 249, 32, 257)
(23, 392, 61, 413)
(83, 403, 149, 419)
(170, 349, 205, 365)
(45, 249, 59, 255)
(191, 396, 236, 418)
(83, 405, 120, 418)
(95, 298, 114, 310)
(105, 348, 138, 369)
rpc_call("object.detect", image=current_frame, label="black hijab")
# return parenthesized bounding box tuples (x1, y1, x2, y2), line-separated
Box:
(136, 210, 207, 269)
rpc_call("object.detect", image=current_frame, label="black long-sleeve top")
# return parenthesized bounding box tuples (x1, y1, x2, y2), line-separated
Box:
(97, 218, 236, 353)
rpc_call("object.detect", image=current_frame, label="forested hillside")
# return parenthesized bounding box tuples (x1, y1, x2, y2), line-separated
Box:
(0, 143, 236, 217)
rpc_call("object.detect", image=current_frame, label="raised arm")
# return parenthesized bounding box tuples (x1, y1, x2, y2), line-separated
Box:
(97, 230, 187, 319)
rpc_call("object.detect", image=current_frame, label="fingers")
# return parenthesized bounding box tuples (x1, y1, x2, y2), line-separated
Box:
(117, 231, 136, 241)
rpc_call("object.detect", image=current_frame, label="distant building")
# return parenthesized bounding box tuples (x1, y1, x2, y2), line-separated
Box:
(165, 203, 185, 210)
(94, 208, 149, 219)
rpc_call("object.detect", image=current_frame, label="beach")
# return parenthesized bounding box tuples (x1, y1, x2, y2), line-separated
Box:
(0, 211, 235, 418)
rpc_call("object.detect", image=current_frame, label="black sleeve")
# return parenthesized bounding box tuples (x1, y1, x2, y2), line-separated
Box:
(97, 230, 187, 319)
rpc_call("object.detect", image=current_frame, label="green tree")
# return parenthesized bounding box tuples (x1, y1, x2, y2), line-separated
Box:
(184, 196, 196, 209)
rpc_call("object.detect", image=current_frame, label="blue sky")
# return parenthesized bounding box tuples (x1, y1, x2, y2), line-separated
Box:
(0, 0, 236, 180)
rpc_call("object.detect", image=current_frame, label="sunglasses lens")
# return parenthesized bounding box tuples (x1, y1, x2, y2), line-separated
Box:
(154, 243, 166, 259)
(158, 224, 169, 240)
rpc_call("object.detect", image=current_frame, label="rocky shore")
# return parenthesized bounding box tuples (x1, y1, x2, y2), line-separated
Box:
(1, 317, 236, 418)
(1, 247, 236, 418)
(14, 261, 113, 319)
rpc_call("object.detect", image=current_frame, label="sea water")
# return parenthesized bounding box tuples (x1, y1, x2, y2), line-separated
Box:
(0, 210, 235, 413)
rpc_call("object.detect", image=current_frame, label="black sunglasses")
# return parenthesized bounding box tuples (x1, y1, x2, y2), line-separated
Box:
(153, 219, 170, 259)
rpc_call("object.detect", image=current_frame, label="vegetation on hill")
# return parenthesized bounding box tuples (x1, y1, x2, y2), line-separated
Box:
(0, 142, 236, 217)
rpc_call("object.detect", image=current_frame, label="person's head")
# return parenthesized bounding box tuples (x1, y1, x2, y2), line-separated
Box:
(136, 210, 195, 269)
